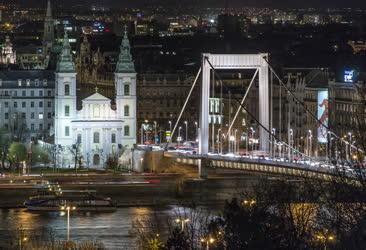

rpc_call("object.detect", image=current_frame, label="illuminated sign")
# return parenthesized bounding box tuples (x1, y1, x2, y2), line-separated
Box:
(317, 90, 328, 143)
(344, 70, 354, 83)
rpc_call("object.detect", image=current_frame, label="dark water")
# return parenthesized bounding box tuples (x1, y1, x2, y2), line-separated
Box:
(0, 206, 192, 249)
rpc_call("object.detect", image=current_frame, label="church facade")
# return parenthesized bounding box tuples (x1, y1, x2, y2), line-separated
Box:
(54, 31, 137, 168)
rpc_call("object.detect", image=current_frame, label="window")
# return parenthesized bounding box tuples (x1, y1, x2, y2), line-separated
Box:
(124, 105, 130, 116)
(39, 124, 43, 130)
(26, 79, 30, 86)
(77, 134, 82, 144)
(47, 113, 52, 119)
(65, 105, 70, 116)
(111, 133, 116, 143)
(47, 101, 51, 108)
(124, 84, 130, 95)
(39, 101, 43, 108)
(5, 113, 8, 119)
(39, 112, 43, 119)
(35, 79, 39, 86)
(39, 90, 43, 97)
(93, 105, 100, 117)
(18, 79, 22, 86)
(31, 102, 34, 108)
(31, 90, 34, 97)
(93, 132, 100, 143)
(31, 124, 34, 131)
(4, 102, 8, 108)
(47, 124, 51, 130)
(65, 84, 70, 96)
(65, 126, 70, 136)
(43, 79, 47, 86)
(31, 113, 34, 119)
(22, 113, 26, 119)
(14, 102, 17, 108)
(22, 90, 26, 97)
(4, 124, 8, 130)
(47, 90, 51, 96)
(22, 102, 26, 108)
(124, 125, 130, 136)
(13, 91, 17, 97)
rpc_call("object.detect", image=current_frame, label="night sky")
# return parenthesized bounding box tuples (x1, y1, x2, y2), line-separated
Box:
(4, 0, 366, 8)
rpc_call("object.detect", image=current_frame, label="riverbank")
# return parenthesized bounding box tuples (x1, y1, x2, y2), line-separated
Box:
(0, 172, 261, 208)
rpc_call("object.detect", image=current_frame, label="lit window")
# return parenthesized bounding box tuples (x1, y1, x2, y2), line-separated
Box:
(18, 79, 22, 86)
(39, 112, 43, 119)
(26, 79, 30, 86)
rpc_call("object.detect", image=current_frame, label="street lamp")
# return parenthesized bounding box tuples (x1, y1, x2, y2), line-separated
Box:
(272, 128, 276, 158)
(194, 121, 198, 142)
(154, 121, 157, 144)
(201, 237, 215, 250)
(217, 128, 222, 154)
(234, 129, 238, 154)
(250, 127, 255, 154)
(178, 126, 182, 146)
(184, 120, 188, 142)
(175, 218, 190, 231)
(168, 120, 172, 132)
(60, 205, 76, 241)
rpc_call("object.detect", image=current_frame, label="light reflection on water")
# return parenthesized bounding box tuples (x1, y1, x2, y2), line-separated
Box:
(0, 206, 181, 249)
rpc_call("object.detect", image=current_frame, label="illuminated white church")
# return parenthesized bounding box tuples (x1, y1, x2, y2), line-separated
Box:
(54, 31, 136, 168)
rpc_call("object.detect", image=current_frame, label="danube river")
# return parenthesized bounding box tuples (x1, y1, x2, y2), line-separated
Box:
(0, 206, 199, 249)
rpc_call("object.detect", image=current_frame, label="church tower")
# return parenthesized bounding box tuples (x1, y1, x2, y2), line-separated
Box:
(114, 29, 137, 147)
(54, 32, 77, 147)
(43, 0, 54, 64)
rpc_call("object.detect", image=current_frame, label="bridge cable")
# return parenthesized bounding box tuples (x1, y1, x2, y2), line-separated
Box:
(204, 57, 319, 162)
(226, 68, 259, 138)
(164, 67, 202, 150)
(262, 57, 363, 154)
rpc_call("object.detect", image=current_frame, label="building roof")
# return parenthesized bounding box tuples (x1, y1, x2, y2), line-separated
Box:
(82, 92, 110, 103)
(0, 70, 54, 81)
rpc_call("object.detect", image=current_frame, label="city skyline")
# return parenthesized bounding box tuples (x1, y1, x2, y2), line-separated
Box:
(3, 0, 366, 8)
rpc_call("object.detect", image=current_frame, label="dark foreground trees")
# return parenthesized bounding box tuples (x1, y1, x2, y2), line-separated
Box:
(132, 174, 365, 250)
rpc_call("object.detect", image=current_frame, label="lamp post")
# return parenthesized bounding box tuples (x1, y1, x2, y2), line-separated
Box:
(201, 237, 215, 250)
(154, 121, 157, 144)
(168, 120, 172, 132)
(61, 205, 76, 241)
(272, 128, 276, 158)
(289, 128, 293, 162)
(217, 128, 221, 154)
(234, 129, 238, 154)
(194, 121, 198, 142)
(250, 127, 255, 154)
(348, 132, 352, 161)
(308, 130, 312, 160)
(184, 120, 188, 142)
(175, 218, 190, 231)
(178, 126, 182, 146)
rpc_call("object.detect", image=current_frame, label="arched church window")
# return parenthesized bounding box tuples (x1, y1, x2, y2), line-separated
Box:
(111, 133, 116, 143)
(64, 105, 70, 117)
(65, 84, 70, 96)
(124, 84, 130, 96)
(124, 105, 130, 116)
(124, 126, 130, 136)
(93, 132, 100, 143)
